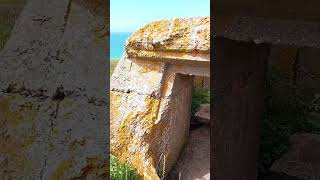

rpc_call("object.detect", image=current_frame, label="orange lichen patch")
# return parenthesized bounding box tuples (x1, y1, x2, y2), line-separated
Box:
(110, 94, 162, 179)
(135, 59, 163, 73)
(68, 139, 86, 153)
(71, 157, 109, 179)
(127, 48, 210, 62)
(0, 96, 22, 127)
(110, 92, 122, 140)
(0, 95, 38, 178)
(126, 17, 210, 53)
(52, 159, 74, 180)
(0, 95, 38, 128)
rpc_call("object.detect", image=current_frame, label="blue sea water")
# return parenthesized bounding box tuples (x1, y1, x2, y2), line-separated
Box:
(110, 32, 133, 60)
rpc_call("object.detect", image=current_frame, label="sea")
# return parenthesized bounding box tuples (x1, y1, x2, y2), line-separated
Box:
(110, 32, 133, 60)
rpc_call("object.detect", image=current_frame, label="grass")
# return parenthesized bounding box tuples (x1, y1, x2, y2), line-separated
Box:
(191, 88, 210, 115)
(110, 154, 140, 180)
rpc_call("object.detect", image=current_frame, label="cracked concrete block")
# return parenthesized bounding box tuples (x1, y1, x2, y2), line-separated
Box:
(0, 0, 108, 179)
(110, 17, 210, 179)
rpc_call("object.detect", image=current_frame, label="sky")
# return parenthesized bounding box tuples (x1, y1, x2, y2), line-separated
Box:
(110, 0, 210, 32)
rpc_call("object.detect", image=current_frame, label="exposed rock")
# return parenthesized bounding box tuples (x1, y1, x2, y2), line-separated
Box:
(126, 17, 209, 53)
(0, 0, 108, 179)
(125, 17, 210, 63)
(194, 104, 210, 125)
(193, 76, 210, 90)
(110, 17, 210, 179)
(216, 16, 320, 48)
(270, 133, 320, 180)
(168, 126, 210, 180)
(111, 57, 194, 179)
(262, 172, 307, 180)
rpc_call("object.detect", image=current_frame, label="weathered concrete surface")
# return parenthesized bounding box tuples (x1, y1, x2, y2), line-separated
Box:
(168, 126, 210, 180)
(111, 17, 209, 179)
(0, 0, 108, 179)
(270, 133, 320, 180)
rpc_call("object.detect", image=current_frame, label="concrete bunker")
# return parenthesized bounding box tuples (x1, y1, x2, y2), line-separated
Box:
(110, 17, 209, 179)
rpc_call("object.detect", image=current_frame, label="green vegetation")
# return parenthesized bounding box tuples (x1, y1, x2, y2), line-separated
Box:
(110, 154, 140, 180)
(107, 44, 320, 179)
(191, 88, 210, 115)
(258, 67, 320, 175)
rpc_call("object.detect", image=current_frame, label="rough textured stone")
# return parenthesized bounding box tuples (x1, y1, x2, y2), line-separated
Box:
(0, 0, 108, 179)
(270, 133, 320, 180)
(215, 16, 320, 48)
(193, 76, 210, 90)
(194, 104, 210, 125)
(126, 17, 210, 62)
(111, 56, 194, 179)
(168, 126, 210, 180)
(212, 37, 269, 180)
(111, 17, 210, 179)
(127, 17, 209, 53)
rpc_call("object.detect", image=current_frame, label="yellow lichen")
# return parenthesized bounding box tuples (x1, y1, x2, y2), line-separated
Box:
(127, 49, 210, 62)
(52, 159, 73, 180)
(110, 92, 162, 179)
(0, 95, 38, 128)
(126, 17, 209, 53)
(0, 95, 38, 178)
(136, 60, 163, 73)
(0, 96, 22, 127)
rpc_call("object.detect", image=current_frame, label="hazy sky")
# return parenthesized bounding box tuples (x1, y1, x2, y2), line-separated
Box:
(110, 0, 210, 32)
